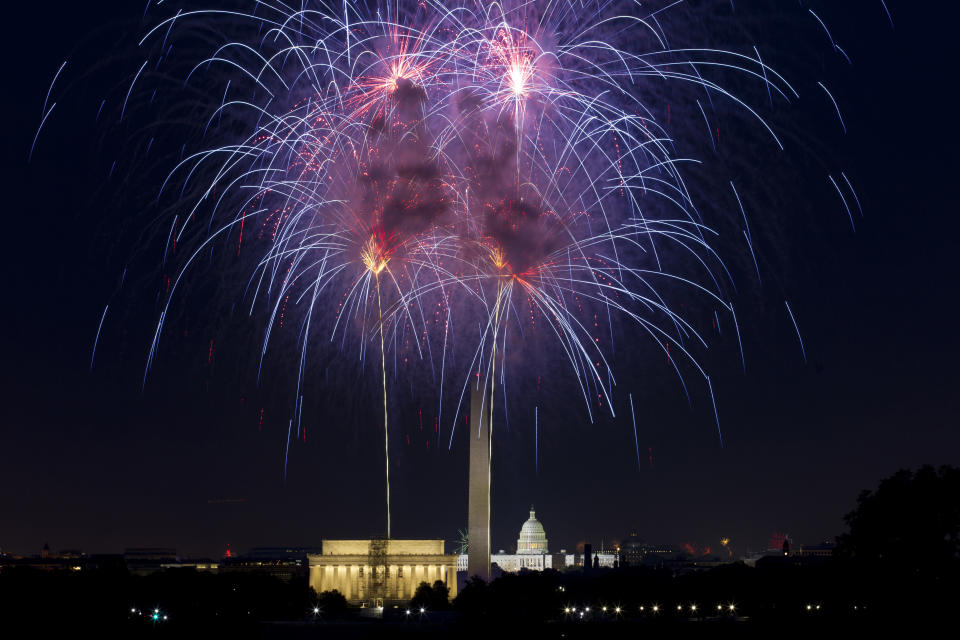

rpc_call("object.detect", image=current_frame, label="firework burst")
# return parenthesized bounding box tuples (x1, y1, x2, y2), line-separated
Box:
(54, 0, 880, 532)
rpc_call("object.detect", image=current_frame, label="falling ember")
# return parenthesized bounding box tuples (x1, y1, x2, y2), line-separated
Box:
(629, 393, 641, 472)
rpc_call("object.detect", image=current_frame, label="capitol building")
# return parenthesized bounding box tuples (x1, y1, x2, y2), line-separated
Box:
(457, 507, 616, 573)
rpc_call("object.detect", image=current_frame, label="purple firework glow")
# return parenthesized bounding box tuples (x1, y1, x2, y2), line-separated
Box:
(50, 1, 882, 534)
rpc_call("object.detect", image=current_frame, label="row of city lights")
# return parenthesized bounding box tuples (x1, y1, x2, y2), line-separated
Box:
(564, 606, 622, 615)
(129, 607, 168, 622)
(564, 603, 736, 615)
(563, 603, 837, 616)
(135, 600, 846, 623)
(310, 602, 829, 615)
(311, 605, 427, 616)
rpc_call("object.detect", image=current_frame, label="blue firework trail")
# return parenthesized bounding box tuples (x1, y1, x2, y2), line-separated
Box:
(48, 1, 882, 517)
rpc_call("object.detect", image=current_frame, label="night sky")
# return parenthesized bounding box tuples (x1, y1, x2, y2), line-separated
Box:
(2, 1, 957, 560)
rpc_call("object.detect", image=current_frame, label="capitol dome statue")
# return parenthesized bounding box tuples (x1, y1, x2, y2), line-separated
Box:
(516, 506, 549, 554)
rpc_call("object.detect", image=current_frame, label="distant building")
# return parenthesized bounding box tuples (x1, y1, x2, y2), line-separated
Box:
(456, 508, 618, 574)
(743, 538, 835, 567)
(124, 548, 178, 575)
(563, 550, 618, 569)
(220, 547, 320, 581)
(247, 546, 323, 559)
(308, 540, 457, 607)
(0, 545, 87, 572)
(619, 532, 676, 567)
(795, 542, 836, 558)
(620, 532, 645, 566)
(459, 507, 554, 573)
(159, 558, 219, 573)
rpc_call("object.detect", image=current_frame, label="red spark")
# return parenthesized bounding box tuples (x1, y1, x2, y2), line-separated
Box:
(237, 216, 244, 255)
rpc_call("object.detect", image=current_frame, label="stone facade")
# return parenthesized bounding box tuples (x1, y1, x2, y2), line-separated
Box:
(467, 384, 491, 581)
(458, 551, 553, 572)
(516, 508, 548, 554)
(308, 540, 457, 606)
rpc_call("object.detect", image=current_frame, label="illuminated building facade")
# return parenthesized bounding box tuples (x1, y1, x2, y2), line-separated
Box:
(460, 507, 581, 573)
(308, 540, 457, 606)
(516, 507, 548, 554)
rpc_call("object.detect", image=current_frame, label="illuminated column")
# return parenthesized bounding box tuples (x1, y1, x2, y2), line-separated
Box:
(468, 382, 491, 581)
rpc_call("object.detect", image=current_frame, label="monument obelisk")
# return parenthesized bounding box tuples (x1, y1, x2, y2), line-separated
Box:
(467, 380, 491, 581)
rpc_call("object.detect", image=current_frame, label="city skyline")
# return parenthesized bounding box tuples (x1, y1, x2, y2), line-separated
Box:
(1, 1, 957, 564)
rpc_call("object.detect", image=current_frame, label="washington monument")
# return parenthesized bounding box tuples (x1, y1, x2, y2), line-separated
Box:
(467, 380, 491, 581)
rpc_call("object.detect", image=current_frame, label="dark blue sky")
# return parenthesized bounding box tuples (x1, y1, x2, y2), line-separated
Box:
(1, 1, 957, 559)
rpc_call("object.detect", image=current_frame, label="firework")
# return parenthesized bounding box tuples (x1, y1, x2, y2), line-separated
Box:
(54, 1, 878, 531)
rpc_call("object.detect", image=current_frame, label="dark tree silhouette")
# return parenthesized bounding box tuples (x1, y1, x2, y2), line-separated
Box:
(315, 589, 347, 617)
(452, 575, 489, 619)
(430, 579, 450, 608)
(836, 464, 960, 576)
(832, 464, 960, 622)
(410, 579, 451, 610)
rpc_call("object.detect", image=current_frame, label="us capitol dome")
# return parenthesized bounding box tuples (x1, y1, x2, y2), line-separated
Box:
(517, 506, 548, 554)
(455, 506, 617, 574)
